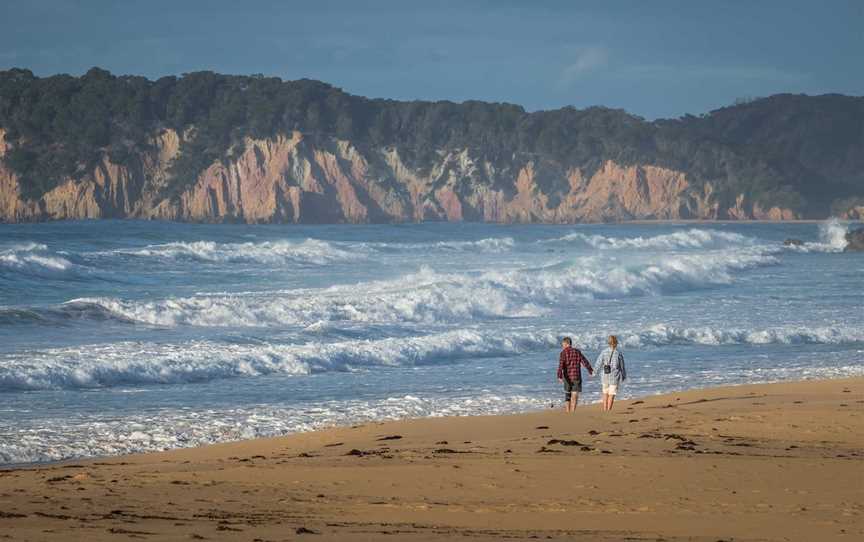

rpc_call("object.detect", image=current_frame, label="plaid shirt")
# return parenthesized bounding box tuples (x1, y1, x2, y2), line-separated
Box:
(557, 346, 593, 383)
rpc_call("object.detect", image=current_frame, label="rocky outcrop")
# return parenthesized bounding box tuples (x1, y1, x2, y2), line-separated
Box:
(844, 228, 864, 252)
(0, 128, 801, 224)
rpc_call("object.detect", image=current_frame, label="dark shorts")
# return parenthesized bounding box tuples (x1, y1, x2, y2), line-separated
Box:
(563, 379, 582, 401)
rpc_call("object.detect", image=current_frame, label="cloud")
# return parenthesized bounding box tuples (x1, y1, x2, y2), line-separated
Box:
(559, 46, 609, 86)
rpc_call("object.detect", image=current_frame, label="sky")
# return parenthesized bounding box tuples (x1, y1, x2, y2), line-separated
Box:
(1, 0, 861, 119)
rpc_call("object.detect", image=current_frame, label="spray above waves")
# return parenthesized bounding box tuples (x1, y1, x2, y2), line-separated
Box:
(783, 218, 851, 253)
(2, 323, 861, 392)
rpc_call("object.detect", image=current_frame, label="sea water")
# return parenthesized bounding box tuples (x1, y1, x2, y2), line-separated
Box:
(1, 220, 862, 465)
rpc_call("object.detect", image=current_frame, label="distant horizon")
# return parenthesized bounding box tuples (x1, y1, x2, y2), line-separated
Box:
(5, 65, 862, 121)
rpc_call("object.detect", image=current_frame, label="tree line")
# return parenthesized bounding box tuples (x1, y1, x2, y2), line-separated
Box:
(1, 68, 861, 214)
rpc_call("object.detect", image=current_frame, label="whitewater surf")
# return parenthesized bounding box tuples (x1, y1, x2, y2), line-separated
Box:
(0, 220, 861, 465)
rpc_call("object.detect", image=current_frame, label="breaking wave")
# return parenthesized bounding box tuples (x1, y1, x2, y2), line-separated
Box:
(0, 329, 551, 391)
(104, 236, 516, 265)
(619, 323, 864, 348)
(376, 237, 516, 252)
(546, 229, 756, 250)
(110, 238, 364, 265)
(2, 323, 860, 392)
(0, 243, 79, 277)
(45, 247, 775, 328)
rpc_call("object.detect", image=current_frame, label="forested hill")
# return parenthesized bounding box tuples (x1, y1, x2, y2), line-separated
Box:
(0, 67, 862, 223)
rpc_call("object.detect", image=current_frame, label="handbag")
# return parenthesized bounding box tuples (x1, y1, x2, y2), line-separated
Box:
(603, 349, 614, 374)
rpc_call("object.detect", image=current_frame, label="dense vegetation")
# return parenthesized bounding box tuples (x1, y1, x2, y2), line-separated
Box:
(1, 68, 862, 214)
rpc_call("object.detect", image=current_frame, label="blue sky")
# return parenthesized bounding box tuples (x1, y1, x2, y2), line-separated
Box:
(1, 0, 861, 118)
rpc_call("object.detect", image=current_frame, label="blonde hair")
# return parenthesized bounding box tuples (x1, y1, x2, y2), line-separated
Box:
(608, 335, 618, 348)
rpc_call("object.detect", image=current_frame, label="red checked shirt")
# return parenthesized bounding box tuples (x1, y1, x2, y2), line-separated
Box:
(557, 346, 593, 383)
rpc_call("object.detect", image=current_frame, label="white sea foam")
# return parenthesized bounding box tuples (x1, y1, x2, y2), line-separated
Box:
(66, 266, 545, 327)
(0, 393, 549, 464)
(546, 229, 756, 250)
(2, 323, 860, 392)
(0, 329, 556, 391)
(482, 247, 777, 300)
(63, 247, 777, 328)
(3, 356, 863, 464)
(4, 222, 861, 466)
(0, 242, 77, 276)
(393, 237, 516, 252)
(619, 324, 864, 348)
(112, 238, 364, 265)
(346, 236, 516, 254)
(432, 237, 516, 251)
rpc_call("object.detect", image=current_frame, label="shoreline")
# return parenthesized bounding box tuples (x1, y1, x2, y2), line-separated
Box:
(2, 377, 861, 541)
(3, 375, 860, 471)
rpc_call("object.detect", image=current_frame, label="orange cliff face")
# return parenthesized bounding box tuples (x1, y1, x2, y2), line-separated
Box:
(0, 128, 800, 224)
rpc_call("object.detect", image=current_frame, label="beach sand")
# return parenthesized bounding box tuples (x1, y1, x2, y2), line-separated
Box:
(1, 378, 861, 541)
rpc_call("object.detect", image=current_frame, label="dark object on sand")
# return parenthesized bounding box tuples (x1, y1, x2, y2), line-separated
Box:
(547, 439, 583, 446)
(844, 227, 864, 252)
(783, 238, 804, 246)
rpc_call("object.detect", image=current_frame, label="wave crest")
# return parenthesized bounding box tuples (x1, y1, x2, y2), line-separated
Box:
(0, 243, 76, 276)
(113, 238, 364, 265)
(24, 247, 775, 329)
(547, 229, 755, 250)
(1, 322, 860, 391)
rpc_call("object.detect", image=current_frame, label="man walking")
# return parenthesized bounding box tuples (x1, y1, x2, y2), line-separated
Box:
(556, 337, 593, 412)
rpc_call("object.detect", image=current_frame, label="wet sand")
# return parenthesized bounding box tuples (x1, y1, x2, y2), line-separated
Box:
(1, 377, 862, 541)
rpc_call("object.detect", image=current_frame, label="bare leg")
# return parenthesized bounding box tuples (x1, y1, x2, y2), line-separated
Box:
(607, 394, 616, 411)
(563, 395, 571, 413)
(601, 393, 608, 411)
(569, 391, 579, 412)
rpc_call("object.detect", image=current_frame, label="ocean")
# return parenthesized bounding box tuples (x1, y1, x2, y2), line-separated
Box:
(1, 220, 862, 465)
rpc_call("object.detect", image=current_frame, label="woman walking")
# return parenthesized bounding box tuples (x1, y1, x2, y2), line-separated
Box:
(596, 335, 626, 412)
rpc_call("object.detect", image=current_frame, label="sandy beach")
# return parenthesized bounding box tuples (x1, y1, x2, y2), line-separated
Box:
(1, 377, 862, 541)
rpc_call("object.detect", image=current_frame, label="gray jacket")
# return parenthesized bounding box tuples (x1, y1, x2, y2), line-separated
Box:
(596, 347, 626, 387)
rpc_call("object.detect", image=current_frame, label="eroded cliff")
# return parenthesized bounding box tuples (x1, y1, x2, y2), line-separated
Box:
(3, 70, 862, 224)
(0, 127, 802, 224)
